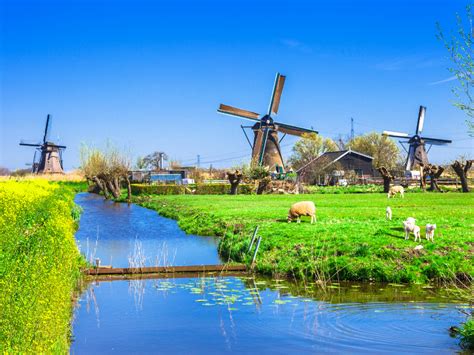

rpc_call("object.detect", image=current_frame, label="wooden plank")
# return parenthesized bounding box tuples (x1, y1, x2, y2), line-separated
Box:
(86, 264, 247, 276)
(86, 271, 248, 281)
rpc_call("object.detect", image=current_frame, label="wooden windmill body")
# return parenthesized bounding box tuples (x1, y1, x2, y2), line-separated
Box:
(218, 73, 317, 171)
(383, 106, 451, 171)
(19, 114, 66, 174)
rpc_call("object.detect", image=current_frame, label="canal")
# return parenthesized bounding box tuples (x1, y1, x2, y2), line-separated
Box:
(71, 193, 467, 354)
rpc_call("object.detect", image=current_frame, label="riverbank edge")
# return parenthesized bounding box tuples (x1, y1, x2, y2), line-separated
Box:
(0, 181, 87, 353)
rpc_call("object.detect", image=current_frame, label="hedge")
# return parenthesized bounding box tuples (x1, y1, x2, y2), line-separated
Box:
(131, 183, 254, 195)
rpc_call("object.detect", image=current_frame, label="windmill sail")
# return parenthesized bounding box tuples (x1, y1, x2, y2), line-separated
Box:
(421, 137, 452, 145)
(218, 104, 260, 121)
(416, 106, 426, 135)
(382, 131, 410, 138)
(268, 73, 286, 115)
(43, 114, 52, 143)
(276, 122, 318, 136)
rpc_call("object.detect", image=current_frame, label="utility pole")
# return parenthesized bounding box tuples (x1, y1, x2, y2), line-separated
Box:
(197, 154, 201, 168)
(350, 117, 355, 140)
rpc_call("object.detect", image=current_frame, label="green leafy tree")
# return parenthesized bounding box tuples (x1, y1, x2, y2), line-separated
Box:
(288, 133, 338, 170)
(347, 132, 400, 169)
(437, 5, 474, 135)
(143, 151, 168, 170)
(135, 156, 148, 170)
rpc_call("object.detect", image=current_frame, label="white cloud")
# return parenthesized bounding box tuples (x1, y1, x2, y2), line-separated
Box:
(280, 39, 312, 53)
(428, 75, 457, 85)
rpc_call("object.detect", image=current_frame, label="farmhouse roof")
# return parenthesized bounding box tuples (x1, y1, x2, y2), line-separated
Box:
(296, 149, 373, 173)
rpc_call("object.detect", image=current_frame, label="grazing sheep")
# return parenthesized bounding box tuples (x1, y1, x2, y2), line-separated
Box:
(426, 224, 437, 242)
(388, 185, 405, 199)
(386, 206, 392, 220)
(288, 201, 316, 224)
(413, 225, 421, 242)
(403, 217, 417, 240)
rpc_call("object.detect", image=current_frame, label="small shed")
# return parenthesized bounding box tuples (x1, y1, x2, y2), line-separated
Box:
(297, 149, 374, 185)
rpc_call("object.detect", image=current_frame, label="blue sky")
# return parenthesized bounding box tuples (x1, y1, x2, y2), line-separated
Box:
(1, 0, 472, 170)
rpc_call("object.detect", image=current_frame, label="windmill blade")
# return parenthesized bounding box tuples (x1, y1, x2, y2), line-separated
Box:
(43, 114, 52, 143)
(274, 122, 318, 137)
(416, 106, 426, 135)
(50, 144, 67, 149)
(19, 142, 41, 147)
(421, 137, 452, 145)
(382, 130, 410, 138)
(268, 73, 286, 115)
(218, 104, 260, 121)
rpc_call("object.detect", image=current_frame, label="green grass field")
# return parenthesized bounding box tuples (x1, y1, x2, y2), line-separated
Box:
(136, 192, 473, 284)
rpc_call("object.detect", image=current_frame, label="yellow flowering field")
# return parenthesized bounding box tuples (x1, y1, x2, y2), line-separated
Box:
(0, 180, 84, 353)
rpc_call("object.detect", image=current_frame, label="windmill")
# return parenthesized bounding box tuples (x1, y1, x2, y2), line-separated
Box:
(383, 106, 451, 171)
(217, 73, 318, 171)
(19, 114, 66, 174)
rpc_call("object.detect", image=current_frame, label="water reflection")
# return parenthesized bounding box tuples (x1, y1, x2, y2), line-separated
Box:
(72, 276, 469, 354)
(74, 193, 221, 267)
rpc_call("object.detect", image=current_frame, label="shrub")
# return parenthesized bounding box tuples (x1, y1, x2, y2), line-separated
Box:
(131, 184, 186, 195)
(131, 183, 254, 195)
(460, 316, 474, 350)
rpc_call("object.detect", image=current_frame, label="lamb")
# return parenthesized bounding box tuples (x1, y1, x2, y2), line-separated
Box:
(403, 217, 420, 241)
(425, 224, 437, 242)
(388, 185, 405, 199)
(386, 206, 392, 220)
(288, 201, 316, 224)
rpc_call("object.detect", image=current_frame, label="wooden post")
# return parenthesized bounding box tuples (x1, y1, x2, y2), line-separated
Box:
(252, 237, 262, 265)
(248, 226, 259, 253)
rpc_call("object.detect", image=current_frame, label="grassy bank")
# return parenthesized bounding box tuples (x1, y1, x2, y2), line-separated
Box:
(135, 192, 473, 284)
(0, 180, 85, 352)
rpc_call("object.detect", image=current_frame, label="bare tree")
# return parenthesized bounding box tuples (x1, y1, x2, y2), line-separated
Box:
(377, 166, 395, 193)
(422, 164, 445, 192)
(227, 170, 243, 195)
(451, 159, 473, 192)
(80, 144, 132, 201)
(0, 167, 10, 176)
(437, 5, 474, 135)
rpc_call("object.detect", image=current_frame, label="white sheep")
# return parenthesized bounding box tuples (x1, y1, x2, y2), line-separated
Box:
(426, 224, 437, 242)
(388, 185, 405, 199)
(288, 201, 316, 224)
(403, 217, 418, 240)
(386, 206, 392, 221)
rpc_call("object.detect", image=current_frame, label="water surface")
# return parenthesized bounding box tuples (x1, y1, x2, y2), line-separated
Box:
(72, 277, 468, 354)
(72, 193, 468, 354)
(74, 193, 221, 267)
